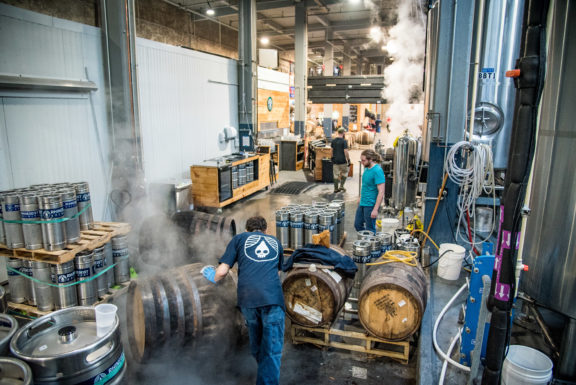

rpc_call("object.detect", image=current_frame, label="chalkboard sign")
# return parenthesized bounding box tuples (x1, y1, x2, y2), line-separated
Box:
(350, 105, 358, 123)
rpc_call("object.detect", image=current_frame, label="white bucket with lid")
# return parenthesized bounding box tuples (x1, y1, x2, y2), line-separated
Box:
(437, 243, 466, 280)
(380, 218, 400, 234)
(501, 345, 553, 385)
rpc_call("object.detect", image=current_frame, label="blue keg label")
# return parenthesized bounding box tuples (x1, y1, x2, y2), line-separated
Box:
(310, 223, 319, 231)
(94, 258, 105, 268)
(371, 250, 381, 259)
(291, 221, 303, 229)
(63, 199, 77, 209)
(277, 220, 290, 228)
(381, 244, 392, 253)
(5, 203, 20, 212)
(353, 255, 371, 264)
(303, 222, 311, 230)
(318, 225, 328, 231)
(20, 266, 32, 277)
(76, 267, 91, 278)
(54, 271, 76, 283)
(41, 207, 64, 219)
(77, 352, 125, 385)
(336, 217, 342, 224)
(21, 210, 39, 219)
(113, 248, 129, 258)
(329, 224, 335, 232)
(76, 192, 91, 203)
(7, 267, 20, 276)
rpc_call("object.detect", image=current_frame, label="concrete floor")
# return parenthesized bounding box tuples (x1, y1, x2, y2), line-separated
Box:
(123, 148, 473, 385)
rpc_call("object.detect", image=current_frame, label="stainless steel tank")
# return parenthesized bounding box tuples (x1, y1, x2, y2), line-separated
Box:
(19, 194, 43, 250)
(317, 213, 333, 240)
(75, 250, 96, 306)
(357, 230, 374, 240)
(391, 132, 419, 211)
(50, 261, 78, 309)
(111, 236, 130, 284)
(32, 261, 54, 312)
(366, 236, 382, 261)
(324, 210, 338, 244)
(10, 307, 126, 385)
(469, 0, 525, 169)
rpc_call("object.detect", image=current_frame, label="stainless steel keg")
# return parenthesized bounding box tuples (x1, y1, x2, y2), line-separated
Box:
(7, 258, 26, 304)
(289, 212, 304, 250)
(50, 261, 78, 309)
(352, 240, 372, 264)
(317, 213, 333, 240)
(0, 357, 32, 385)
(324, 209, 338, 244)
(105, 243, 115, 290)
(38, 194, 66, 251)
(366, 236, 382, 261)
(332, 200, 345, 243)
(394, 228, 410, 243)
(0, 314, 19, 356)
(400, 238, 420, 255)
(303, 212, 319, 245)
(72, 182, 94, 230)
(22, 260, 36, 306)
(357, 230, 374, 240)
(32, 261, 54, 312)
(59, 188, 81, 244)
(0, 193, 6, 245)
(3, 194, 25, 249)
(93, 246, 108, 298)
(19, 194, 43, 250)
(111, 236, 130, 283)
(10, 307, 126, 385)
(0, 286, 7, 313)
(75, 250, 96, 306)
(375, 232, 393, 254)
(275, 210, 290, 249)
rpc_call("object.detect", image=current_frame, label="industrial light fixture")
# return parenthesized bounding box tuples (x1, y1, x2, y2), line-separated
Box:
(260, 36, 270, 45)
(349, 0, 361, 3)
(206, 2, 215, 16)
(385, 41, 398, 54)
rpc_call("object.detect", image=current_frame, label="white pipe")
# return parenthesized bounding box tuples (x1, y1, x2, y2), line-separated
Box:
(439, 330, 462, 385)
(468, 0, 487, 142)
(433, 282, 471, 372)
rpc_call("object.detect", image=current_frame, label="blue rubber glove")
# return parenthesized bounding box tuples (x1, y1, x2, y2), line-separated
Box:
(201, 265, 216, 283)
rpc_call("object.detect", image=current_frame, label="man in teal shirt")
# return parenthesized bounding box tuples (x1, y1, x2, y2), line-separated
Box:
(354, 149, 385, 233)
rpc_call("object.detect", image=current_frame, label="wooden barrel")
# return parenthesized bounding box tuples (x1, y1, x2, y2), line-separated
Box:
(282, 245, 351, 327)
(358, 257, 427, 341)
(127, 263, 242, 362)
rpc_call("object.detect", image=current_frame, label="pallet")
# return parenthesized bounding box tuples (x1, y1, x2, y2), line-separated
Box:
(7, 281, 130, 318)
(0, 222, 131, 265)
(290, 322, 410, 364)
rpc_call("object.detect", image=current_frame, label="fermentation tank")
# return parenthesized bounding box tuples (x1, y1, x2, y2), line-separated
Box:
(391, 132, 419, 210)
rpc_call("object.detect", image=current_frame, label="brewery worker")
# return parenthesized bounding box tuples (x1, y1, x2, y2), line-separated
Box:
(331, 127, 351, 193)
(354, 149, 385, 233)
(201, 216, 286, 385)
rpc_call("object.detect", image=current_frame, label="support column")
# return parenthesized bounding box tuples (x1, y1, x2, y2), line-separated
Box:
(100, 0, 143, 221)
(342, 47, 352, 130)
(323, 30, 334, 137)
(238, 0, 257, 150)
(356, 57, 363, 75)
(294, 2, 307, 138)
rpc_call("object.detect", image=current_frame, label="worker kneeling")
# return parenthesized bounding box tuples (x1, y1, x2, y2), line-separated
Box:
(202, 216, 286, 385)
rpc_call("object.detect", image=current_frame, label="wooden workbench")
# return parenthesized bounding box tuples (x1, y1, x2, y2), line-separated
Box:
(190, 153, 271, 209)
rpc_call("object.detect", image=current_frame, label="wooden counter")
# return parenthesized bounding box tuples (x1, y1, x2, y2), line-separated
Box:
(190, 153, 271, 209)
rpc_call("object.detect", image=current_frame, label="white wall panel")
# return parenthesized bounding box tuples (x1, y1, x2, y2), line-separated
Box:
(0, 4, 110, 220)
(258, 66, 290, 92)
(136, 38, 239, 182)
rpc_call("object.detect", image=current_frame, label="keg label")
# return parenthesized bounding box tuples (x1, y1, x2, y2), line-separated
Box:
(371, 250, 381, 259)
(318, 225, 329, 231)
(112, 248, 129, 258)
(94, 258, 105, 269)
(20, 266, 32, 276)
(7, 267, 20, 276)
(79, 352, 125, 385)
(41, 207, 64, 219)
(309, 223, 319, 231)
(76, 192, 91, 202)
(54, 271, 76, 283)
(5, 203, 20, 212)
(336, 218, 342, 224)
(353, 255, 371, 264)
(277, 220, 290, 228)
(21, 210, 39, 219)
(291, 222, 303, 229)
(63, 199, 77, 209)
(76, 267, 91, 278)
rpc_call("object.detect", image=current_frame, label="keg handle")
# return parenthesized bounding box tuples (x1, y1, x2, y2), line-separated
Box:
(86, 341, 114, 363)
(27, 318, 56, 339)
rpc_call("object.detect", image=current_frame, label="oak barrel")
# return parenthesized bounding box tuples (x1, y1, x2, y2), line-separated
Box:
(358, 256, 427, 340)
(127, 263, 242, 362)
(283, 246, 351, 327)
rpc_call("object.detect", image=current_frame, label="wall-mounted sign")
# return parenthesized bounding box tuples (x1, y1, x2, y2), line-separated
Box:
(267, 96, 273, 111)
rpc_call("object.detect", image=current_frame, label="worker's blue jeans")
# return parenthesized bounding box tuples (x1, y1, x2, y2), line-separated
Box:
(240, 305, 285, 385)
(354, 205, 376, 233)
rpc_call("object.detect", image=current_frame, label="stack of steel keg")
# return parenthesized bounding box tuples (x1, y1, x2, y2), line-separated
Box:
(275, 200, 345, 250)
(246, 161, 254, 183)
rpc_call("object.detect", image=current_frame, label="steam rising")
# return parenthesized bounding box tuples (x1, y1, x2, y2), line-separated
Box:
(381, 1, 427, 146)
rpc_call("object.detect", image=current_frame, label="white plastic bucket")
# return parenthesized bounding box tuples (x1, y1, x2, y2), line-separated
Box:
(437, 243, 466, 280)
(380, 218, 400, 234)
(501, 345, 553, 385)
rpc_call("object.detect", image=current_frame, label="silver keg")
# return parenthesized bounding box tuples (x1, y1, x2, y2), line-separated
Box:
(75, 250, 96, 306)
(232, 169, 239, 189)
(0, 286, 7, 313)
(394, 228, 410, 243)
(400, 238, 420, 256)
(352, 240, 372, 264)
(357, 230, 374, 240)
(324, 210, 338, 244)
(366, 236, 382, 261)
(38, 194, 66, 251)
(10, 307, 126, 385)
(32, 261, 54, 312)
(3, 194, 25, 249)
(332, 200, 345, 243)
(72, 182, 94, 230)
(60, 188, 81, 244)
(275, 210, 290, 249)
(0, 314, 19, 356)
(303, 212, 319, 245)
(105, 243, 115, 290)
(19, 194, 43, 250)
(0, 357, 32, 385)
(289, 212, 304, 250)
(375, 232, 393, 254)
(317, 213, 333, 240)
(22, 260, 36, 306)
(238, 165, 247, 186)
(50, 261, 78, 309)
(93, 246, 108, 298)
(7, 258, 26, 304)
(111, 235, 130, 283)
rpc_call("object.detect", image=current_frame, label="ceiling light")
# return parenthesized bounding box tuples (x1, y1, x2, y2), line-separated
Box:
(349, 0, 361, 3)
(260, 36, 270, 45)
(206, 8, 215, 16)
(385, 41, 398, 54)
(370, 27, 382, 41)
